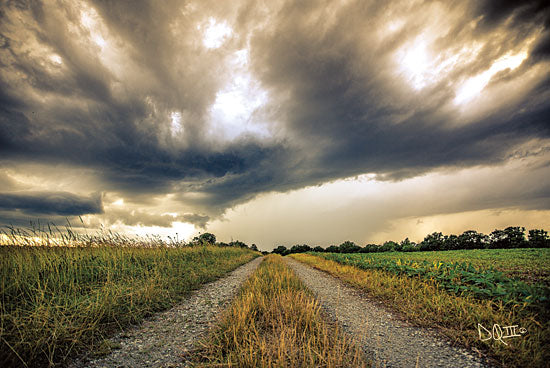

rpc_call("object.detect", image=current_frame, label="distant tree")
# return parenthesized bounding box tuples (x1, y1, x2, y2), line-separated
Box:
(230, 240, 248, 248)
(272, 245, 288, 255)
(398, 238, 416, 252)
(457, 230, 487, 250)
(443, 234, 459, 250)
(250, 244, 259, 251)
(379, 240, 398, 252)
(290, 244, 312, 254)
(360, 243, 378, 253)
(339, 241, 361, 253)
(401, 242, 417, 252)
(489, 227, 525, 249)
(325, 245, 340, 253)
(528, 229, 549, 248)
(505, 226, 526, 248)
(313, 246, 325, 252)
(198, 232, 216, 245)
(489, 229, 507, 249)
(419, 232, 446, 251)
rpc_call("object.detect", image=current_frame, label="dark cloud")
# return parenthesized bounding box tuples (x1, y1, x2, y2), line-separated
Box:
(244, 0, 550, 182)
(0, 0, 286, 208)
(475, 0, 550, 27)
(0, 191, 103, 216)
(0, 0, 549, 230)
(180, 213, 210, 228)
(532, 31, 550, 59)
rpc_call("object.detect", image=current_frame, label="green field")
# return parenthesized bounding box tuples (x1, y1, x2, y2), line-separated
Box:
(314, 249, 550, 308)
(331, 248, 550, 285)
(297, 248, 550, 367)
(0, 245, 258, 367)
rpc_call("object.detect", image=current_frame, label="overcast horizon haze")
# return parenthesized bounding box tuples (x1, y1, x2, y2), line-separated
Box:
(1, 0, 549, 250)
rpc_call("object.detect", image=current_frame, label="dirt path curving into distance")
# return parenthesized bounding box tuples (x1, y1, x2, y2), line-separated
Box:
(70, 256, 263, 368)
(285, 257, 492, 368)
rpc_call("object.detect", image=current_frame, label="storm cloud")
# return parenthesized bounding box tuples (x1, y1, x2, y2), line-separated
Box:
(0, 0, 549, 244)
(0, 191, 102, 216)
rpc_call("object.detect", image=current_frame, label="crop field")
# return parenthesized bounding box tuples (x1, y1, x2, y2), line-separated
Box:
(335, 248, 550, 285)
(317, 249, 550, 305)
(291, 249, 550, 367)
(0, 244, 258, 367)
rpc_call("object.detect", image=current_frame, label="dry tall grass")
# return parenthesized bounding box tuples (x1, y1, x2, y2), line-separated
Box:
(193, 255, 367, 367)
(0, 244, 257, 367)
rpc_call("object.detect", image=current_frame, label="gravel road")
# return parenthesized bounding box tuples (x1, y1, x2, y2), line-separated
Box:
(70, 256, 263, 368)
(285, 257, 492, 368)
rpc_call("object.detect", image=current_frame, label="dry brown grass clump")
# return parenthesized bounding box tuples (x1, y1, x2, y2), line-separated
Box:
(193, 254, 367, 367)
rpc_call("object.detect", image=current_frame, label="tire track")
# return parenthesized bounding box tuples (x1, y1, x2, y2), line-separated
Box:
(285, 257, 492, 368)
(70, 256, 263, 368)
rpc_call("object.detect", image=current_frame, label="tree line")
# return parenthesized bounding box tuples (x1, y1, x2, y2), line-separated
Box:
(271, 227, 549, 255)
(192, 232, 260, 252)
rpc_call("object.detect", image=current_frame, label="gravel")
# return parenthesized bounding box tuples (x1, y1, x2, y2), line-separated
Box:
(69, 256, 263, 368)
(285, 257, 493, 368)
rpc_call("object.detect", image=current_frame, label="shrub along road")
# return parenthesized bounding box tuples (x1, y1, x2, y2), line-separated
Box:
(285, 257, 491, 368)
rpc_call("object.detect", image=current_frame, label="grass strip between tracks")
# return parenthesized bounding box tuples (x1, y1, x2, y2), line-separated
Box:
(192, 254, 367, 367)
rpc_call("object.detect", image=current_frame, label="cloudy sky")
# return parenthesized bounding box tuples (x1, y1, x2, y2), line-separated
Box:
(1, 0, 549, 250)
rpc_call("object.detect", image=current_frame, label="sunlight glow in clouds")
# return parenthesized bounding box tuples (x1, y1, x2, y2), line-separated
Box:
(170, 111, 183, 136)
(122, 222, 196, 241)
(393, 2, 457, 91)
(454, 51, 528, 104)
(80, 6, 107, 49)
(397, 37, 483, 92)
(112, 198, 124, 206)
(75, 3, 132, 82)
(49, 54, 63, 65)
(202, 18, 232, 49)
(399, 40, 432, 90)
(208, 49, 270, 141)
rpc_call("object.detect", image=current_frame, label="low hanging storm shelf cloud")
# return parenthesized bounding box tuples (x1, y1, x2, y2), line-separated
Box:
(1, 0, 549, 249)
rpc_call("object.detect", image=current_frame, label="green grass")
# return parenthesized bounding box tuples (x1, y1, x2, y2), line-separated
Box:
(0, 245, 258, 367)
(342, 248, 550, 285)
(193, 255, 367, 367)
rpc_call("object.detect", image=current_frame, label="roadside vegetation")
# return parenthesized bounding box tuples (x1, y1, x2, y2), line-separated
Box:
(0, 226, 258, 368)
(192, 255, 367, 367)
(291, 251, 549, 368)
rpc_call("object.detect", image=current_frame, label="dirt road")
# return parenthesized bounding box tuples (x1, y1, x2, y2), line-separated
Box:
(70, 256, 263, 368)
(286, 257, 492, 368)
